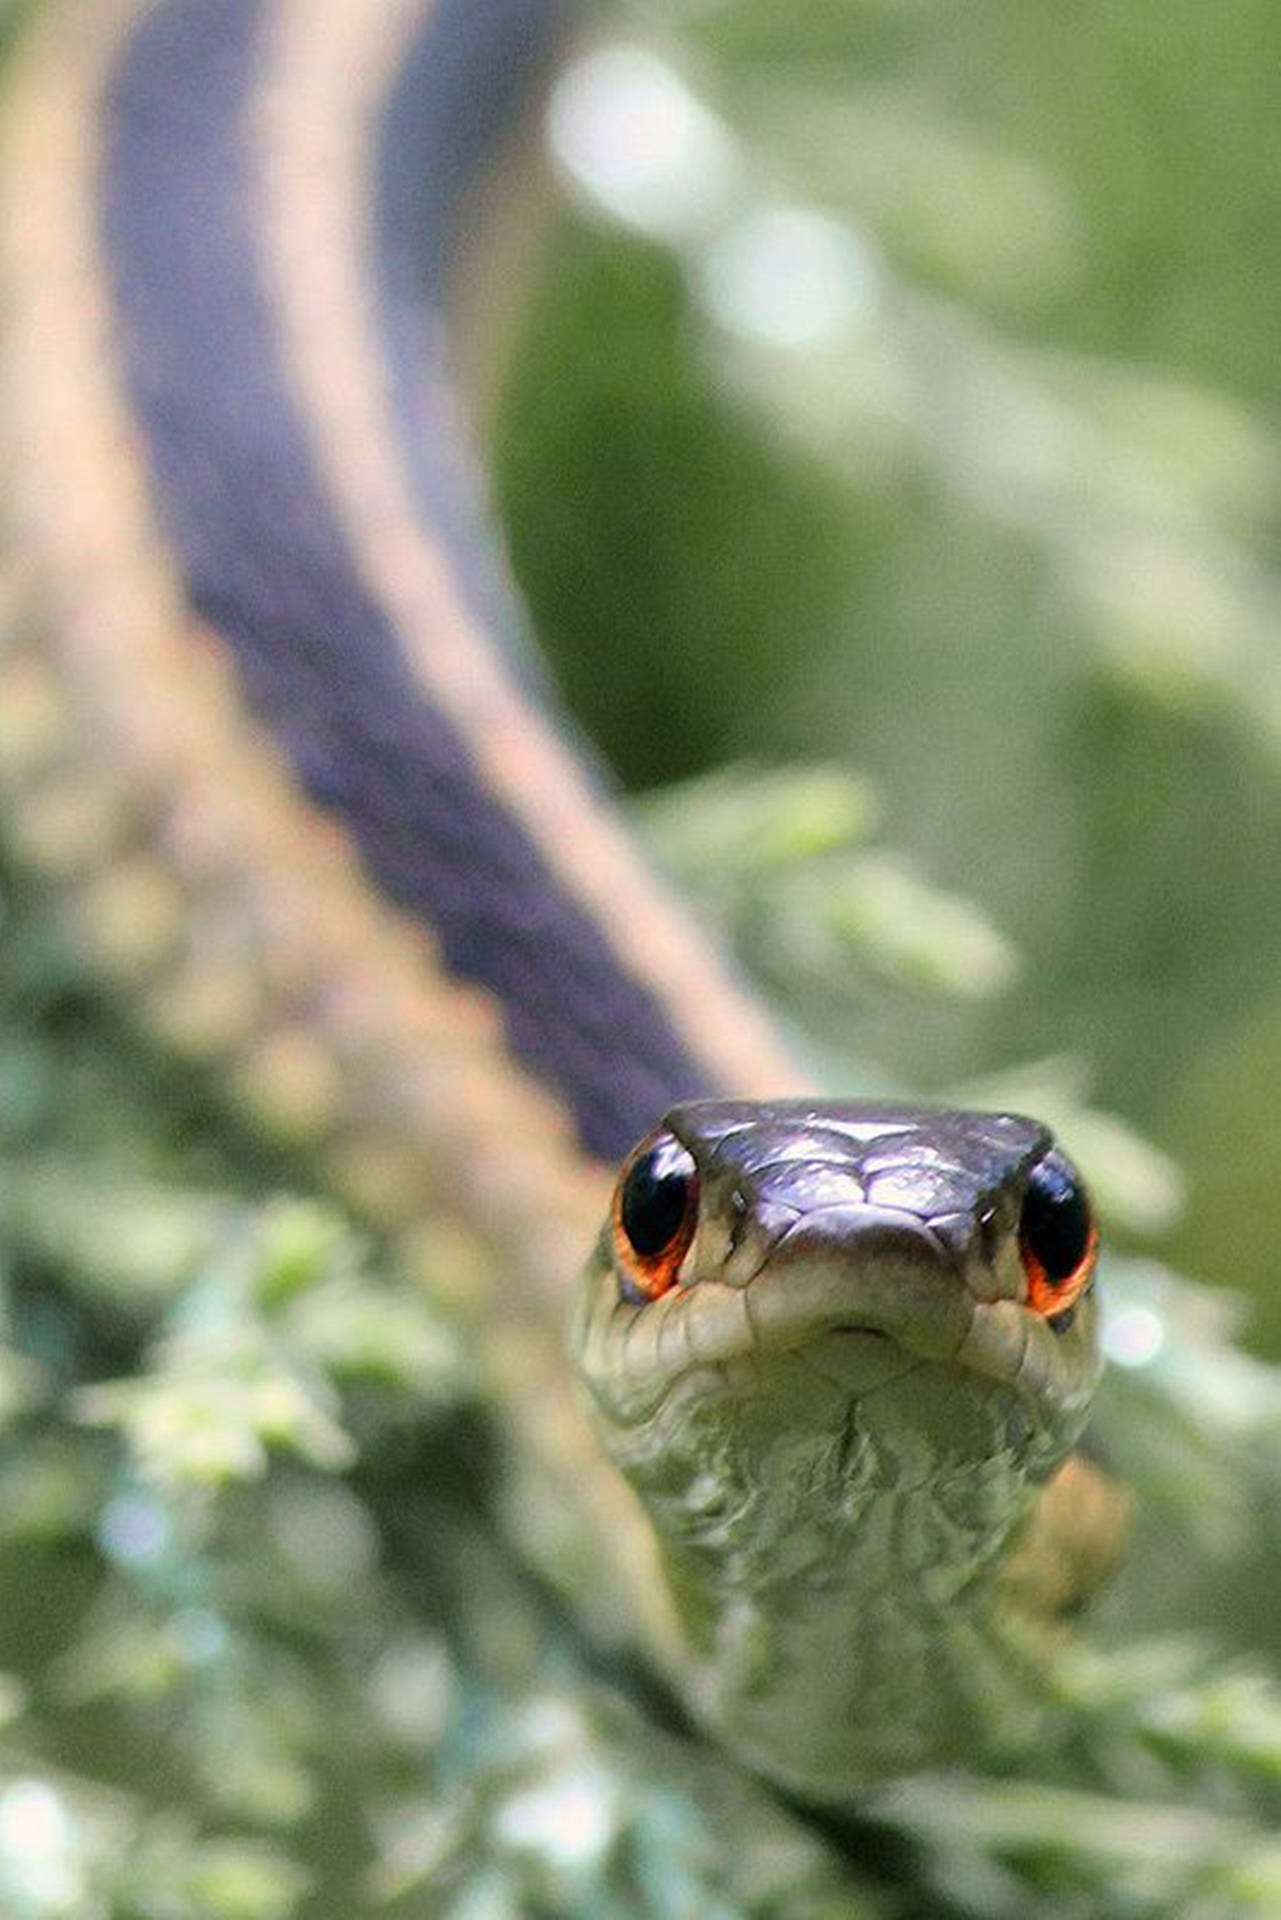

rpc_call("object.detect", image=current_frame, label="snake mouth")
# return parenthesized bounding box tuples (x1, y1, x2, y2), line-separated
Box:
(792, 1322, 930, 1408)
(593, 1214, 976, 1421)
(630, 1195, 989, 1373)
(590, 1198, 1098, 1433)
(581, 1101, 1101, 1433)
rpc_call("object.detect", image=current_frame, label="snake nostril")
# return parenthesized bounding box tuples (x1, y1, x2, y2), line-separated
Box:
(727, 1187, 749, 1254)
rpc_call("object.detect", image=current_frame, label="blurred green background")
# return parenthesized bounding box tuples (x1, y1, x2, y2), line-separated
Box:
(4, 1, 1281, 1915)
(495, 0, 1281, 1351)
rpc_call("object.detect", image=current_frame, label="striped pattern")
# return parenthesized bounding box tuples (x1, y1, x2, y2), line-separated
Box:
(0, 0, 805, 1653)
(0, 0, 804, 1268)
(101, 0, 802, 1163)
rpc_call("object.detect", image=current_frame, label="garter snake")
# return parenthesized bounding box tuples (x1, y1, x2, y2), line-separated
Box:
(0, 0, 1122, 1798)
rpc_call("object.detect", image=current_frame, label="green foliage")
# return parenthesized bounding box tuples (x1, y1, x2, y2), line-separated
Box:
(3, 0, 1281, 1912)
(0, 875, 887, 1917)
(6, 792, 1281, 1915)
(497, 0, 1281, 1344)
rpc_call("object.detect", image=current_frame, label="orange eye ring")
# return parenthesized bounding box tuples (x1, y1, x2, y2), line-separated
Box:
(611, 1130, 699, 1304)
(1018, 1149, 1098, 1321)
(1023, 1221, 1099, 1320)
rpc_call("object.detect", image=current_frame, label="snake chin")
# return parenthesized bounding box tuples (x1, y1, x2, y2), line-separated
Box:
(795, 1324, 924, 1400)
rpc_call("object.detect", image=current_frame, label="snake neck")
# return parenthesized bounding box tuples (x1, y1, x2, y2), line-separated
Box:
(599, 1349, 1070, 1793)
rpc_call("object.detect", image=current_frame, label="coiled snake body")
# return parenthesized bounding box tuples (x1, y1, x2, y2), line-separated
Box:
(0, 0, 1117, 1798)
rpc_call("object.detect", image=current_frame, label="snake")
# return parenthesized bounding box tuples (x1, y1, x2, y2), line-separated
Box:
(0, 0, 1121, 1802)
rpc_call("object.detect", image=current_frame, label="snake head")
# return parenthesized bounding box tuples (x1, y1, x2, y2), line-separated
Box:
(570, 1100, 1105, 1790)
(575, 1099, 1100, 1452)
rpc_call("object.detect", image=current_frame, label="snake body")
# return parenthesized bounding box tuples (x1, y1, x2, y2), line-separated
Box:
(0, 0, 1115, 1796)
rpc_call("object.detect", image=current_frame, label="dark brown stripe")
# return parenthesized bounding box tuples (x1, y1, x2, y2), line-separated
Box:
(97, 0, 718, 1161)
(374, 0, 572, 661)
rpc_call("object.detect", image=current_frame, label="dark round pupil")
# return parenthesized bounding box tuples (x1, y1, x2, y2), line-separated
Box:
(620, 1137, 695, 1258)
(1021, 1151, 1091, 1281)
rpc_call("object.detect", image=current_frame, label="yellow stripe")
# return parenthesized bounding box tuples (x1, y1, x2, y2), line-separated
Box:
(0, 0, 607, 1306)
(255, 0, 810, 1107)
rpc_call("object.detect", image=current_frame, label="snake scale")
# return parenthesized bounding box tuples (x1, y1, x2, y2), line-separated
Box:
(0, 0, 1121, 1800)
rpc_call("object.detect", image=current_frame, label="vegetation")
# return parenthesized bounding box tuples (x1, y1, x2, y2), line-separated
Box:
(3, 0, 1281, 1912)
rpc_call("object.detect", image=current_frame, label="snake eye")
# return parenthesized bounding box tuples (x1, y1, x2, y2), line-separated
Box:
(612, 1131, 699, 1304)
(1019, 1149, 1097, 1319)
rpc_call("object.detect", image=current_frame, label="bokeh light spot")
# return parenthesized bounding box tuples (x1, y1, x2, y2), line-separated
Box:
(699, 205, 881, 349)
(549, 47, 737, 242)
